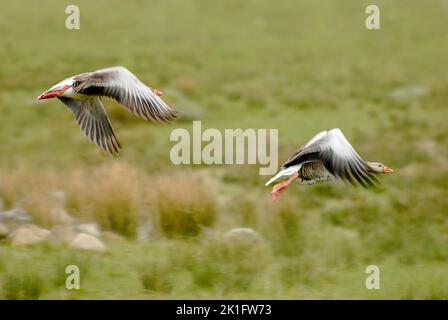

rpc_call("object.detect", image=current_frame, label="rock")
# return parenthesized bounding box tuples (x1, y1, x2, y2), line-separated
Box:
(137, 222, 153, 242)
(102, 231, 124, 241)
(69, 233, 106, 252)
(0, 208, 32, 224)
(49, 208, 76, 225)
(49, 225, 78, 244)
(0, 222, 9, 238)
(74, 223, 101, 237)
(224, 227, 262, 245)
(9, 224, 50, 246)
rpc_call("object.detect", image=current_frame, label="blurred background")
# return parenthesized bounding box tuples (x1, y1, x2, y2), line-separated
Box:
(0, 0, 447, 299)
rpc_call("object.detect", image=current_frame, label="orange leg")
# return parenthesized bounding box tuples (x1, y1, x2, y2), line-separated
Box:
(152, 89, 163, 96)
(271, 172, 299, 202)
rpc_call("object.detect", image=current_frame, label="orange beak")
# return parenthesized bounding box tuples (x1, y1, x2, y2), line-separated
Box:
(383, 166, 394, 173)
(37, 85, 71, 100)
(38, 90, 59, 100)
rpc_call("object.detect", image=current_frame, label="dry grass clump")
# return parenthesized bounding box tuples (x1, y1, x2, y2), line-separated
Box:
(152, 174, 218, 238)
(64, 163, 145, 238)
(0, 163, 147, 238)
(0, 168, 60, 227)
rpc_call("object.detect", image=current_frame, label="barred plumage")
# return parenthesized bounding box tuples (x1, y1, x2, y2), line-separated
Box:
(298, 162, 333, 184)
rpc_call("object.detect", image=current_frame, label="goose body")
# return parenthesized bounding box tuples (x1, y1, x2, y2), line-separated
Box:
(37, 66, 177, 154)
(266, 128, 393, 201)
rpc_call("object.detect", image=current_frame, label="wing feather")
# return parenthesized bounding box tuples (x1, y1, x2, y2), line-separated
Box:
(73, 66, 177, 123)
(58, 97, 121, 155)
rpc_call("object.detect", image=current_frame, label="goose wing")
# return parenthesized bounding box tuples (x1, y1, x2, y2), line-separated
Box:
(72, 66, 177, 123)
(283, 128, 378, 187)
(281, 130, 328, 168)
(58, 97, 121, 155)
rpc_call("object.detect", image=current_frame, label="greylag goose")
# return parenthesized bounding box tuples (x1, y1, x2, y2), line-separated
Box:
(37, 66, 177, 154)
(265, 128, 393, 202)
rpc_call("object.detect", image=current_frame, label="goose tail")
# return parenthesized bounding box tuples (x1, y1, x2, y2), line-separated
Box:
(265, 165, 300, 186)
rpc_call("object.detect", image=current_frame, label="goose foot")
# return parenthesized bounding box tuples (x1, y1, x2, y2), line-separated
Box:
(271, 172, 299, 202)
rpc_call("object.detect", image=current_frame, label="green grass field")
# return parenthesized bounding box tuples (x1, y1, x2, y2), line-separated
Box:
(1, 0, 448, 299)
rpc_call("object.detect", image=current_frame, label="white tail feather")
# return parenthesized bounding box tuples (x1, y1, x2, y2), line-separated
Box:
(265, 165, 301, 186)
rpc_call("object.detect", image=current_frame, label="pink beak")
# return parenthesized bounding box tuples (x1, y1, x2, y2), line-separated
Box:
(38, 91, 59, 100)
(37, 85, 71, 100)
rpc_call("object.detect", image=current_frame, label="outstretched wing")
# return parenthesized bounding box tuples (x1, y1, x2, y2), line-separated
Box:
(72, 66, 177, 123)
(282, 128, 378, 187)
(282, 130, 328, 169)
(58, 97, 121, 155)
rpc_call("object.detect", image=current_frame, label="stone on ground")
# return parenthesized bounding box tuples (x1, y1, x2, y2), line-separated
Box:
(69, 233, 106, 252)
(224, 227, 262, 245)
(9, 224, 50, 246)
(74, 223, 101, 237)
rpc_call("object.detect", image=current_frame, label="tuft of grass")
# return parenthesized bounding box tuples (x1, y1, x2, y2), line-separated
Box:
(138, 261, 173, 293)
(2, 272, 45, 300)
(0, 168, 61, 227)
(153, 174, 217, 238)
(64, 163, 144, 238)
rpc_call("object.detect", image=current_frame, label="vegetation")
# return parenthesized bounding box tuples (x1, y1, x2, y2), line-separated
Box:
(0, 0, 447, 299)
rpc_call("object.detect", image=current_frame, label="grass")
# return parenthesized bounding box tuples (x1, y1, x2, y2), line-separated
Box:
(153, 174, 217, 238)
(139, 260, 173, 293)
(2, 272, 45, 300)
(0, 0, 448, 299)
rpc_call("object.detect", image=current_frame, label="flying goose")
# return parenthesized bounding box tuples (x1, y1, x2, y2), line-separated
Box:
(37, 66, 178, 154)
(265, 128, 393, 202)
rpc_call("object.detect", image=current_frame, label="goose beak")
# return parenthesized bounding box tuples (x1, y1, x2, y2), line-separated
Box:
(383, 166, 394, 173)
(38, 90, 59, 100)
(37, 85, 71, 100)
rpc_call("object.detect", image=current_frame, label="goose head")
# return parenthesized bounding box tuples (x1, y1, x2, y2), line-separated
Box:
(367, 162, 394, 174)
(37, 78, 75, 100)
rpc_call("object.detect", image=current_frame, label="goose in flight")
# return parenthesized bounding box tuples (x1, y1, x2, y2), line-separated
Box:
(265, 128, 393, 202)
(37, 66, 178, 154)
